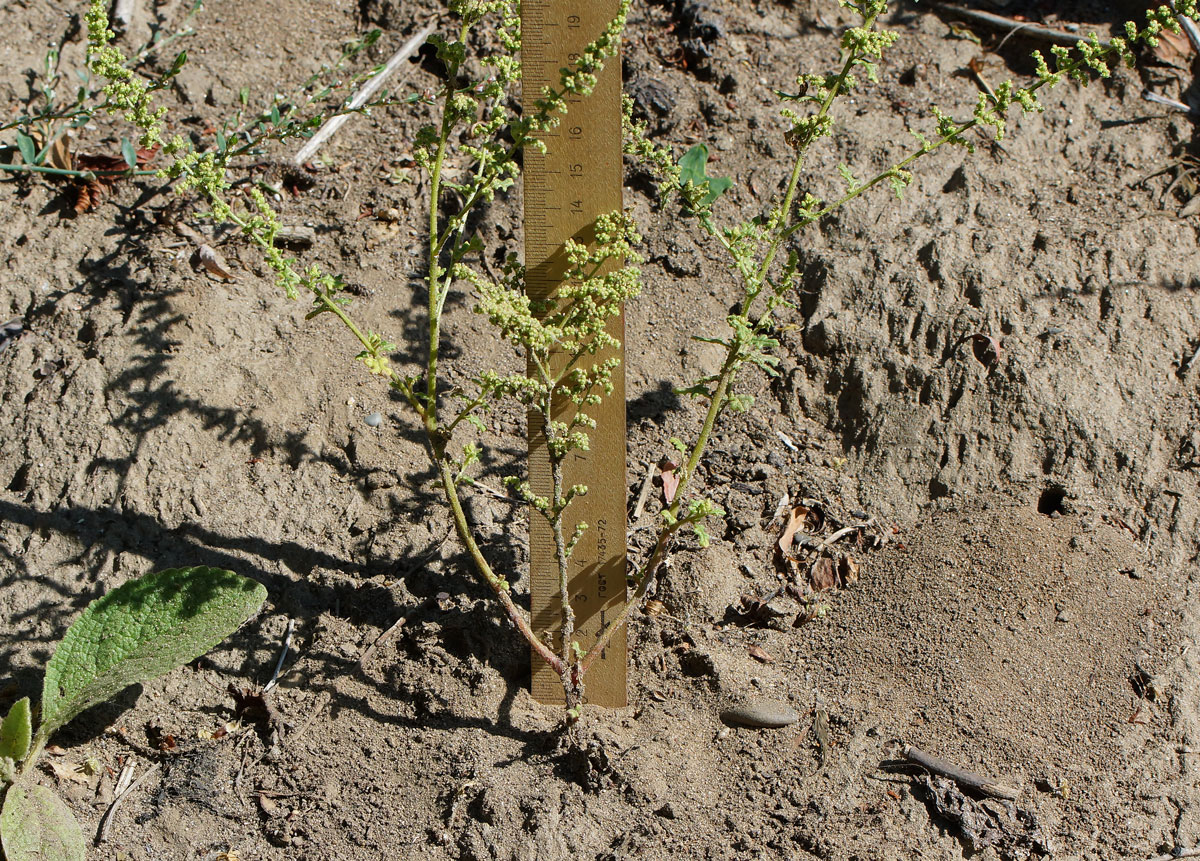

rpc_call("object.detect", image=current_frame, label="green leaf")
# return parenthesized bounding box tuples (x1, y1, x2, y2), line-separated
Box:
(677, 144, 733, 207)
(120, 137, 137, 170)
(0, 699, 31, 763)
(1, 782, 86, 861)
(40, 567, 266, 738)
(15, 131, 37, 166)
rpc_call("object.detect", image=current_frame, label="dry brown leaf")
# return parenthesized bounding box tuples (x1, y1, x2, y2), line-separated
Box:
(71, 146, 158, 213)
(47, 134, 73, 171)
(194, 244, 235, 281)
(748, 644, 774, 664)
(1154, 27, 1193, 65)
(47, 759, 91, 785)
(810, 555, 838, 591)
(777, 504, 820, 556)
(658, 456, 680, 505)
(838, 554, 860, 588)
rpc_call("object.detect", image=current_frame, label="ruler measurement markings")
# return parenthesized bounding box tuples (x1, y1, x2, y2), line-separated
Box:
(523, 0, 627, 707)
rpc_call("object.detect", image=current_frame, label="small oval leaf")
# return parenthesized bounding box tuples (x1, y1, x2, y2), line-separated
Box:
(120, 137, 137, 170)
(1, 782, 86, 861)
(0, 698, 32, 763)
(15, 131, 37, 167)
(40, 567, 266, 737)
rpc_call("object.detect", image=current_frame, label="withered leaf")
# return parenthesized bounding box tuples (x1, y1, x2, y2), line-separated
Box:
(72, 145, 158, 213)
(194, 244, 235, 280)
(46, 759, 91, 784)
(971, 333, 1002, 370)
(838, 554, 860, 588)
(1154, 27, 1193, 65)
(748, 645, 774, 664)
(658, 456, 680, 506)
(47, 134, 73, 171)
(810, 555, 838, 591)
(777, 504, 821, 556)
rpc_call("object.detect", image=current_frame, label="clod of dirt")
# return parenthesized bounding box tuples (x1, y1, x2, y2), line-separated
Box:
(674, 0, 725, 74)
(916, 775, 1052, 859)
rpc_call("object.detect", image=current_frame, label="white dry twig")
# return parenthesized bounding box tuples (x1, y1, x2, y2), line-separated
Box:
(630, 461, 656, 521)
(263, 618, 295, 693)
(96, 763, 160, 844)
(294, 21, 437, 166)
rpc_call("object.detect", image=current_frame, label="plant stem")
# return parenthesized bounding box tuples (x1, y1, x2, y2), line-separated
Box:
(436, 458, 563, 674)
(0, 163, 158, 178)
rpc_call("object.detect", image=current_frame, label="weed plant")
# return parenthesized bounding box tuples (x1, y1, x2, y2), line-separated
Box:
(0, 567, 265, 861)
(64, 0, 1197, 716)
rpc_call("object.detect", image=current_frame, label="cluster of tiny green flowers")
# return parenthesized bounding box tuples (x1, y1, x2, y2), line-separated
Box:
(621, 96, 681, 203)
(356, 332, 397, 377)
(519, 0, 630, 137)
(840, 24, 899, 86)
(85, 0, 166, 148)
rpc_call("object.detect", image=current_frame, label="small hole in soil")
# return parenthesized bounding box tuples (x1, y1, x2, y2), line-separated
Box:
(8, 463, 30, 492)
(1037, 486, 1067, 516)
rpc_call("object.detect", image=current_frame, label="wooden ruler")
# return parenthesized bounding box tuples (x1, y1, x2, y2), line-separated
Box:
(522, 0, 627, 707)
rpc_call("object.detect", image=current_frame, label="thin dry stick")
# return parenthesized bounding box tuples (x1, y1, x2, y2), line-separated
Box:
(630, 460, 656, 521)
(901, 744, 1020, 800)
(1143, 91, 1197, 115)
(262, 618, 295, 693)
(293, 20, 436, 165)
(96, 763, 160, 844)
(1147, 849, 1200, 861)
(813, 524, 867, 552)
(1178, 14, 1200, 53)
(358, 613, 409, 672)
(934, 3, 1112, 48)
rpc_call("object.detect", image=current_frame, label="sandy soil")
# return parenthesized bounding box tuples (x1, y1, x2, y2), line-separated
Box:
(2, 1, 1199, 859)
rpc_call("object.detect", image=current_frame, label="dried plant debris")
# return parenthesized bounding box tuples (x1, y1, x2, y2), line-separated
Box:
(72, 145, 158, 213)
(657, 455, 681, 506)
(771, 497, 881, 593)
(917, 776, 1052, 860)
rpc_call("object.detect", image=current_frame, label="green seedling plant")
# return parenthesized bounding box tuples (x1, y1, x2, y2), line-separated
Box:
(78, 0, 1195, 716)
(0, 3, 200, 182)
(0, 567, 266, 861)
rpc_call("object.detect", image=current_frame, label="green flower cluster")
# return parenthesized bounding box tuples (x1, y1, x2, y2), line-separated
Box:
(85, 0, 167, 148)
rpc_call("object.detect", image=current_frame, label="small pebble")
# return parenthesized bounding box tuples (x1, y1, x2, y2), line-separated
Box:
(365, 412, 383, 427)
(720, 699, 799, 729)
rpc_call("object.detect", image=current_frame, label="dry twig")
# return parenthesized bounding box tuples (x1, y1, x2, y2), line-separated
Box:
(902, 744, 1020, 800)
(294, 21, 437, 165)
(96, 763, 160, 844)
(934, 3, 1111, 48)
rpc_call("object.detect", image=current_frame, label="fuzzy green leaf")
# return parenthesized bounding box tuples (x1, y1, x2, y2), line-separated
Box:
(677, 144, 732, 207)
(1, 782, 86, 861)
(0, 698, 31, 763)
(120, 137, 137, 169)
(15, 132, 37, 166)
(40, 567, 266, 737)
